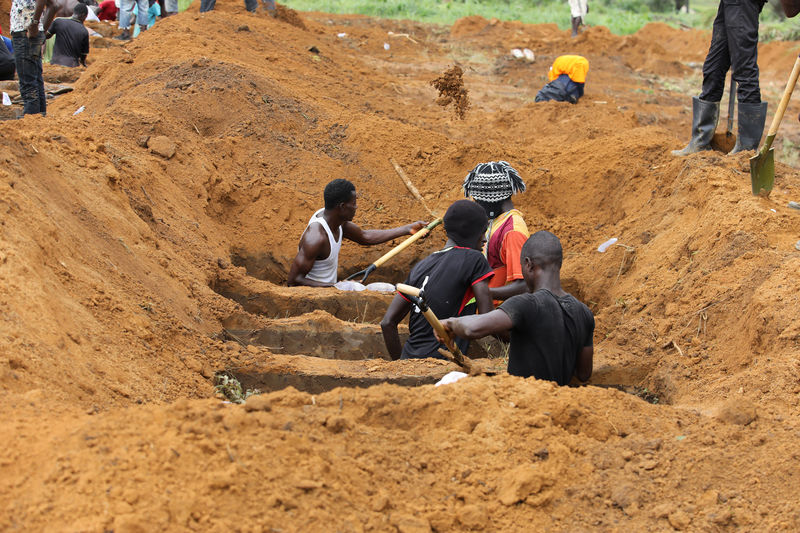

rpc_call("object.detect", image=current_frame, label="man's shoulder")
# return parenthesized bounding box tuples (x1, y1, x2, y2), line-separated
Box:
(562, 293, 594, 322)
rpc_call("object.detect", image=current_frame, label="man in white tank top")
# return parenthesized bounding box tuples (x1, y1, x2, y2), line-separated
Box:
(288, 179, 426, 287)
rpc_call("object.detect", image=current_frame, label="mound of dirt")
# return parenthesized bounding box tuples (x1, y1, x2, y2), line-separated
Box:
(2, 5, 800, 530)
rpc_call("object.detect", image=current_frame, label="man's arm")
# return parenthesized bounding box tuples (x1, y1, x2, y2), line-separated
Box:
(287, 226, 334, 287)
(472, 279, 494, 315)
(39, 0, 57, 35)
(342, 220, 425, 246)
(440, 309, 513, 341)
(79, 30, 88, 66)
(380, 295, 412, 360)
(489, 279, 527, 301)
(575, 346, 593, 382)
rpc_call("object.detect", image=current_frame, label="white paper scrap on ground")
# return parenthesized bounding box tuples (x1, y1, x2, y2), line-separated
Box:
(597, 237, 618, 253)
(383, 43, 390, 50)
(511, 48, 524, 58)
(337, 32, 347, 37)
(73, 106, 85, 115)
(365, 282, 395, 293)
(523, 48, 535, 61)
(435, 371, 468, 387)
(2, 92, 11, 106)
(334, 280, 366, 291)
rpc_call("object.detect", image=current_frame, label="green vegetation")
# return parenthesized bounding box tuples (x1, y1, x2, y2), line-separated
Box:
(281, 0, 799, 39)
(214, 372, 261, 403)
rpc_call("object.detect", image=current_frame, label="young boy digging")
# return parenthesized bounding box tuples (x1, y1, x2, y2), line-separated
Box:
(381, 200, 495, 360)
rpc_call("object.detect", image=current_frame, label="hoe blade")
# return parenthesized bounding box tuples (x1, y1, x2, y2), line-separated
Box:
(750, 147, 775, 196)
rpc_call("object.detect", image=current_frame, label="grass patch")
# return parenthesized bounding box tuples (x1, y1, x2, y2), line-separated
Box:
(277, 0, 798, 39)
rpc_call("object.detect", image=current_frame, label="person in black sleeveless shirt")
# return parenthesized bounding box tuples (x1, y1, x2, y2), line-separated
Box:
(381, 200, 495, 360)
(439, 230, 594, 385)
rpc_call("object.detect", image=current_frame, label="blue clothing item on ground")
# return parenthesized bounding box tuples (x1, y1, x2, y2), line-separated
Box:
(2, 35, 13, 54)
(119, 0, 150, 30)
(11, 32, 46, 116)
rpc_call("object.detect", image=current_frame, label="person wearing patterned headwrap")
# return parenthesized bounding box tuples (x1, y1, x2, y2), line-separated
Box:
(463, 161, 530, 302)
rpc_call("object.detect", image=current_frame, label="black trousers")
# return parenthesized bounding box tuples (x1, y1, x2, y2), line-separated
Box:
(699, 0, 765, 104)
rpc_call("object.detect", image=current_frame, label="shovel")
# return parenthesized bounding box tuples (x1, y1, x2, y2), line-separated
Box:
(712, 75, 736, 153)
(345, 218, 442, 282)
(395, 282, 476, 373)
(750, 53, 800, 196)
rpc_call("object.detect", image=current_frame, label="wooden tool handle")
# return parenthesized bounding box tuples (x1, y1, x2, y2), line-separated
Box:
(390, 157, 437, 218)
(766, 54, 800, 140)
(396, 283, 421, 297)
(372, 219, 441, 268)
(396, 283, 474, 372)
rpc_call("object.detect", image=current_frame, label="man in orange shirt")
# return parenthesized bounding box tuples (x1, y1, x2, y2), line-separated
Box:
(535, 55, 589, 104)
(463, 160, 530, 302)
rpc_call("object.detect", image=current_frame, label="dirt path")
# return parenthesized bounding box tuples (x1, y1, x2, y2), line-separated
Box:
(1, 4, 800, 530)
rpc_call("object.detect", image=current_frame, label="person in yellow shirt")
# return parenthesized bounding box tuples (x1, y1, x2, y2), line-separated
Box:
(462, 161, 530, 302)
(535, 55, 589, 104)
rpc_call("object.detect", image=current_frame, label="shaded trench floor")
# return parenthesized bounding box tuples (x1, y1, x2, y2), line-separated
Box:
(211, 267, 670, 404)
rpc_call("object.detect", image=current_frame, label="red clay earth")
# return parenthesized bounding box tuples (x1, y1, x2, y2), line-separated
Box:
(1, 3, 800, 531)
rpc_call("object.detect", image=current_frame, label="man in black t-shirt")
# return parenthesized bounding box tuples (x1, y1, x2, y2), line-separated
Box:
(381, 200, 495, 360)
(439, 230, 594, 385)
(45, 2, 89, 68)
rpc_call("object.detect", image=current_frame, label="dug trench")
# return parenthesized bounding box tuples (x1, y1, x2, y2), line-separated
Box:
(212, 242, 672, 401)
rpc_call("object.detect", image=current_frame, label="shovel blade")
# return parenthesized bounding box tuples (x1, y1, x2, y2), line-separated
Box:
(749, 148, 775, 196)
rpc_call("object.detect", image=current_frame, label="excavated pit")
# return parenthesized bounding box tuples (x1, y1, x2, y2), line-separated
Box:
(229, 368, 441, 394)
(230, 250, 417, 286)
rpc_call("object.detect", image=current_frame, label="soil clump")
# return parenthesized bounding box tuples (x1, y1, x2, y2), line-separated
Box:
(431, 65, 470, 119)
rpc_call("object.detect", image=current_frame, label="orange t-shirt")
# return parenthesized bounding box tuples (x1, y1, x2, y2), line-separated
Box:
(485, 209, 530, 290)
(547, 55, 589, 84)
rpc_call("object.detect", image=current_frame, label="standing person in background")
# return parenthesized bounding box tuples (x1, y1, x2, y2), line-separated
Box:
(672, 0, 768, 156)
(569, 0, 588, 37)
(162, 0, 177, 16)
(114, 0, 148, 40)
(199, 0, 275, 15)
(10, 0, 56, 116)
(46, 1, 89, 67)
(462, 161, 530, 303)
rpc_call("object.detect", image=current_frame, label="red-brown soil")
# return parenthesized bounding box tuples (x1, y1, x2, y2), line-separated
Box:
(1, 4, 800, 531)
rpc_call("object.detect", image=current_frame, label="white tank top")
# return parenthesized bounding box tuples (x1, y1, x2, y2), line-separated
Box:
(304, 209, 342, 284)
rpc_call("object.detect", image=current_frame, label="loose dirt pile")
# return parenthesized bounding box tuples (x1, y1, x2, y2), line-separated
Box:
(1, 4, 800, 531)
(431, 65, 470, 119)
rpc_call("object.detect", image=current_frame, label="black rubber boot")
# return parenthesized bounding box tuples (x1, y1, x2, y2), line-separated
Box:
(728, 101, 767, 154)
(671, 97, 720, 156)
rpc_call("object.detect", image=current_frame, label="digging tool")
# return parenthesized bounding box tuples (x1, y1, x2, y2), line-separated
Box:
(390, 157, 438, 218)
(344, 219, 442, 282)
(750, 54, 800, 196)
(712, 75, 737, 153)
(395, 282, 476, 373)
